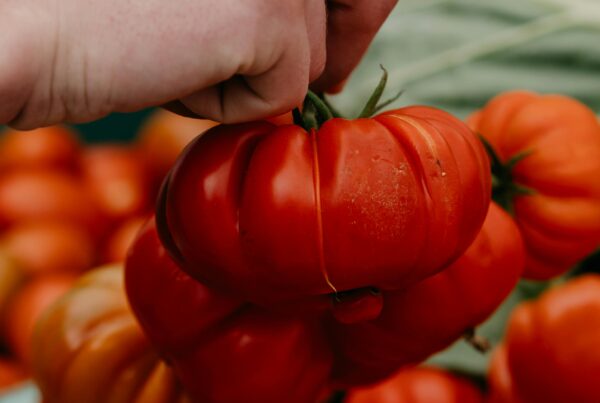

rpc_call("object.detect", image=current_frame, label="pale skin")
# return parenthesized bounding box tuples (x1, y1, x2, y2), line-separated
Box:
(0, 0, 397, 129)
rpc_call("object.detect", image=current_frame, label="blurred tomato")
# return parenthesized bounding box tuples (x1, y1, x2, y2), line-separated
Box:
(0, 126, 80, 172)
(4, 275, 76, 365)
(80, 145, 152, 223)
(137, 109, 217, 183)
(0, 358, 27, 390)
(345, 366, 483, 403)
(33, 265, 190, 403)
(487, 346, 522, 403)
(101, 216, 146, 263)
(0, 251, 24, 323)
(1, 221, 95, 275)
(0, 170, 101, 236)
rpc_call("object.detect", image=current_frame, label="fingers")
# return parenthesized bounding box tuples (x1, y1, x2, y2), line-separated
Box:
(310, 0, 398, 92)
(178, 0, 327, 123)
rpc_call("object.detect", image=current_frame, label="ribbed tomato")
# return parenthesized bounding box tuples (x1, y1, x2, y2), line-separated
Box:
(468, 91, 600, 279)
(158, 105, 490, 307)
(126, 217, 333, 403)
(489, 275, 600, 403)
(33, 265, 190, 403)
(345, 366, 483, 403)
(329, 202, 524, 385)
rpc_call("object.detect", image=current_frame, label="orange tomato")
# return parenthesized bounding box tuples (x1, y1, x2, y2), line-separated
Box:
(137, 109, 217, 184)
(468, 91, 600, 279)
(0, 170, 101, 236)
(0, 251, 24, 322)
(487, 346, 523, 403)
(33, 265, 190, 403)
(4, 275, 76, 366)
(1, 221, 95, 275)
(80, 145, 152, 222)
(101, 216, 146, 263)
(0, 358, 27, 391)
(0, 125, 80, 172)
(345, 366, 483, 403)
(488, 275, 600, 402)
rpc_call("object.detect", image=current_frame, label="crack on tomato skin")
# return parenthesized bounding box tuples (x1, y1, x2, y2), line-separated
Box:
(311, 128, 337, 295)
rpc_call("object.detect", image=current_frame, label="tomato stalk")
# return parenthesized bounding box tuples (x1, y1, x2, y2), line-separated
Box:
(479, 136, 534, 215)
(294, 65, 404, 130)
(463, 328, 491, 353)
(358, 65, 404, 118)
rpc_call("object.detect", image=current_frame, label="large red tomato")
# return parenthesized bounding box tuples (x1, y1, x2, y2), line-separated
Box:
(158, 106, 490, 306)
(468, 91, 600, 279)
(345, 366, 483, 403)
(329, 202, 524, 386)
(126, 217, 333, 403)
(489, 275, 600, 403)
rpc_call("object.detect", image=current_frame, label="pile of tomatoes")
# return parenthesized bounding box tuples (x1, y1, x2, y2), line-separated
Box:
(0, 111, 214, 394)
(1, 84, 600, 403)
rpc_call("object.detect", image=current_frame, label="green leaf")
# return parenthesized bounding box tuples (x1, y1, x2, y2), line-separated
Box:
(331, 0, 600, 119)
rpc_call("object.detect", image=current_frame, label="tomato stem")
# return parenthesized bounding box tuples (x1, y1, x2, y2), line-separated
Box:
(463, 328, 491, 353)
(479, 135, 535, 215)
(358, 65, 405, 118)
(294, 90, 336, 131)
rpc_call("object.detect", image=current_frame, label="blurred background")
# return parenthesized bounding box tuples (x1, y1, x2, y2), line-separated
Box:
(1, 0, 599, 401)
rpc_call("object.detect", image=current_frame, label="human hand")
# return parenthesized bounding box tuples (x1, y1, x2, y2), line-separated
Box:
(0, 0, 397, 129)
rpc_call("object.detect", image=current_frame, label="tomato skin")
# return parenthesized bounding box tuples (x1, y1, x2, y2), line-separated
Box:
(468, 91, 600, 279)
(32, 265, 190, 403)
(80, 145, 153, 223)
(0, 170, 101, 237)
(160, 107, 490, 306)
(1, 220, 94, 275)
(125, 217, 333, 403)
(0, 125, 80, 172)
(329, 203, 524, 386)
(0, 358, 27, 391)
(489, 275, 600, 403)
(0, 251, 24, 322)
(345, 366, 484, 403)
(4, 275, 76, 365)
(137, 109, 217, 185)
(101, 215, 146, 263)
(487, 346, 523, 403)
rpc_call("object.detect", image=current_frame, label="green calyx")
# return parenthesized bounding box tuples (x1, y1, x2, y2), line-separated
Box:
(293, 65, 404, 131)
(479, 136, 535, 214)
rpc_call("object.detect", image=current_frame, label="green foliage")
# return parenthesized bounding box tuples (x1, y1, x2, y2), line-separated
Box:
(332, 0, 600, 118)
